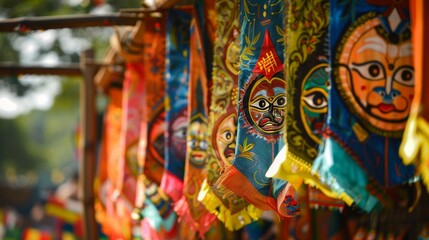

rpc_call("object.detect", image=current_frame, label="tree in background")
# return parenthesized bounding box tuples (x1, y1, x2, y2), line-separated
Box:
(0, 0, 137, 189)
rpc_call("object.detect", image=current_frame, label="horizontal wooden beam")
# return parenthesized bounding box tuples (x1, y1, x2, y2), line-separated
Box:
(0, 63, 82, 76)
(0, 14, 141, 32)
(0, 61, 113, 76)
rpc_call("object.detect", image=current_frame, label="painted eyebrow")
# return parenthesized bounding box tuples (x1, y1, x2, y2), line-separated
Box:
(357, 36, 387, 54)
(399, 42, 413, 57)
(273, 87, 284, 95)
(254, 89, 267, 97)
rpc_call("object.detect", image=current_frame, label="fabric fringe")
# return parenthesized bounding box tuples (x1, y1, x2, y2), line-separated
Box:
(311, 137, 380, 212)
(266, 145, 348, 208)
(198, 179, 262, 231)
(174, 195, 217, 239)
(216, 165, 289, 218)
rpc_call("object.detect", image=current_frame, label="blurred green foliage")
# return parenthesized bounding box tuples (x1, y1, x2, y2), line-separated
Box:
(0, 0, 138, 185)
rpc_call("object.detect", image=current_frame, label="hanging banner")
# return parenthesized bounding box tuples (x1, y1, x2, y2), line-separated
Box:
(198, 0, 263, 231)
(312, 0, 417, 212)
(123, 15, 178, 239)
(160, 9, 192, 203)
(174, 16, 217, 238)
(95, 88, 132, 239)
(137, 15, 167, 186)
(105, 60, 145, 239)
(265, 0, 345, 209)
(216, 0, 300, 217)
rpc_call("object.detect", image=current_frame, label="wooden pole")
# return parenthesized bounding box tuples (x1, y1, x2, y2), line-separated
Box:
(0, 62, 112, 76)
(79, 49, 98, 240)
(0, 13, 140, 32)
(0, 63, 81, 76)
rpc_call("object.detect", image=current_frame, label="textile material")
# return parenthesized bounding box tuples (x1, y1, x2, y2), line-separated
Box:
(312, 0, 416, 212)
(160, 9, 192, 202)
(197, 0, 263, 231)
(265, 0, 345, 209)
(137, 16, 167, 187)
(96, 88, 132, 239)
(216, 0, 299, 218)
(102, 61, 146, 239)
(124, 16, 178, 237)
(174, 16, 216, 238)
(118, 62, 144, 206)
(400, 0, 429, 192)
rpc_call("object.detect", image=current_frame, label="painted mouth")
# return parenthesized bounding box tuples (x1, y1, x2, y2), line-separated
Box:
(377, 103, 396, 113)
(190, 151, 206, 168)
(259, 118, 271, 126)
(224, 148, 234, 157)
(259, 118, 282, 127)
(192, 152, 205, 159)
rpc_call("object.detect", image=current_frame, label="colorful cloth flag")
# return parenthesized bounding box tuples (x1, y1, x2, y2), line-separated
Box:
(95, 64, 140, 239)
(265, 0, 345, 209)
(216, 0, 300, 218)
(137, 15, 167, 186)
(174, 16, 217, 238)
(160, 9, 192, 202)
(117, 61, 145, 202)
(95, 88, 133, 239)
(312, 0, 417, 212)
(113, 61, 145, 238)
(115, 16, 177, 239)
(100, 23, 148, 238)
(400, 0, 429, 192)
(197, 0, 263, 231)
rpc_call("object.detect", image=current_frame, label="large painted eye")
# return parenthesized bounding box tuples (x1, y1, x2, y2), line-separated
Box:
(173, 125, 187, 139)
(250, 97, 271, 110)
(303, 90, 328, 110)
(273, 95, 287, 108)
(393, 66, 414, 86)
(351, 61, 385, 80)
(199, 140, 208, 150)
(220, 130, 235, 145)
(222, 130, 232, 141)
(188, 139, 197, 149)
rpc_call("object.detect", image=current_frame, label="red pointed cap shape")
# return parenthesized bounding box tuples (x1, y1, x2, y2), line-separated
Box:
(252, 29, 283, 80)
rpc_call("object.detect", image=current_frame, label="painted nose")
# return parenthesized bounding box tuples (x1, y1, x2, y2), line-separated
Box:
(373, 86, 400, 103)
(228, 140, 236, 150)
(263, 104, 275, 120)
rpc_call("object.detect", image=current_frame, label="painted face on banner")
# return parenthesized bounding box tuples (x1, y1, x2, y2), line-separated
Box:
(187, 118, 208, 168)
(300, 64, 329, 144)
(213, 112, 237, 167)
(337, 12, 414, 133)
(169, 107, 188, 161)
(242, 75, 287, 142)
(149, 110, 165, 165)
